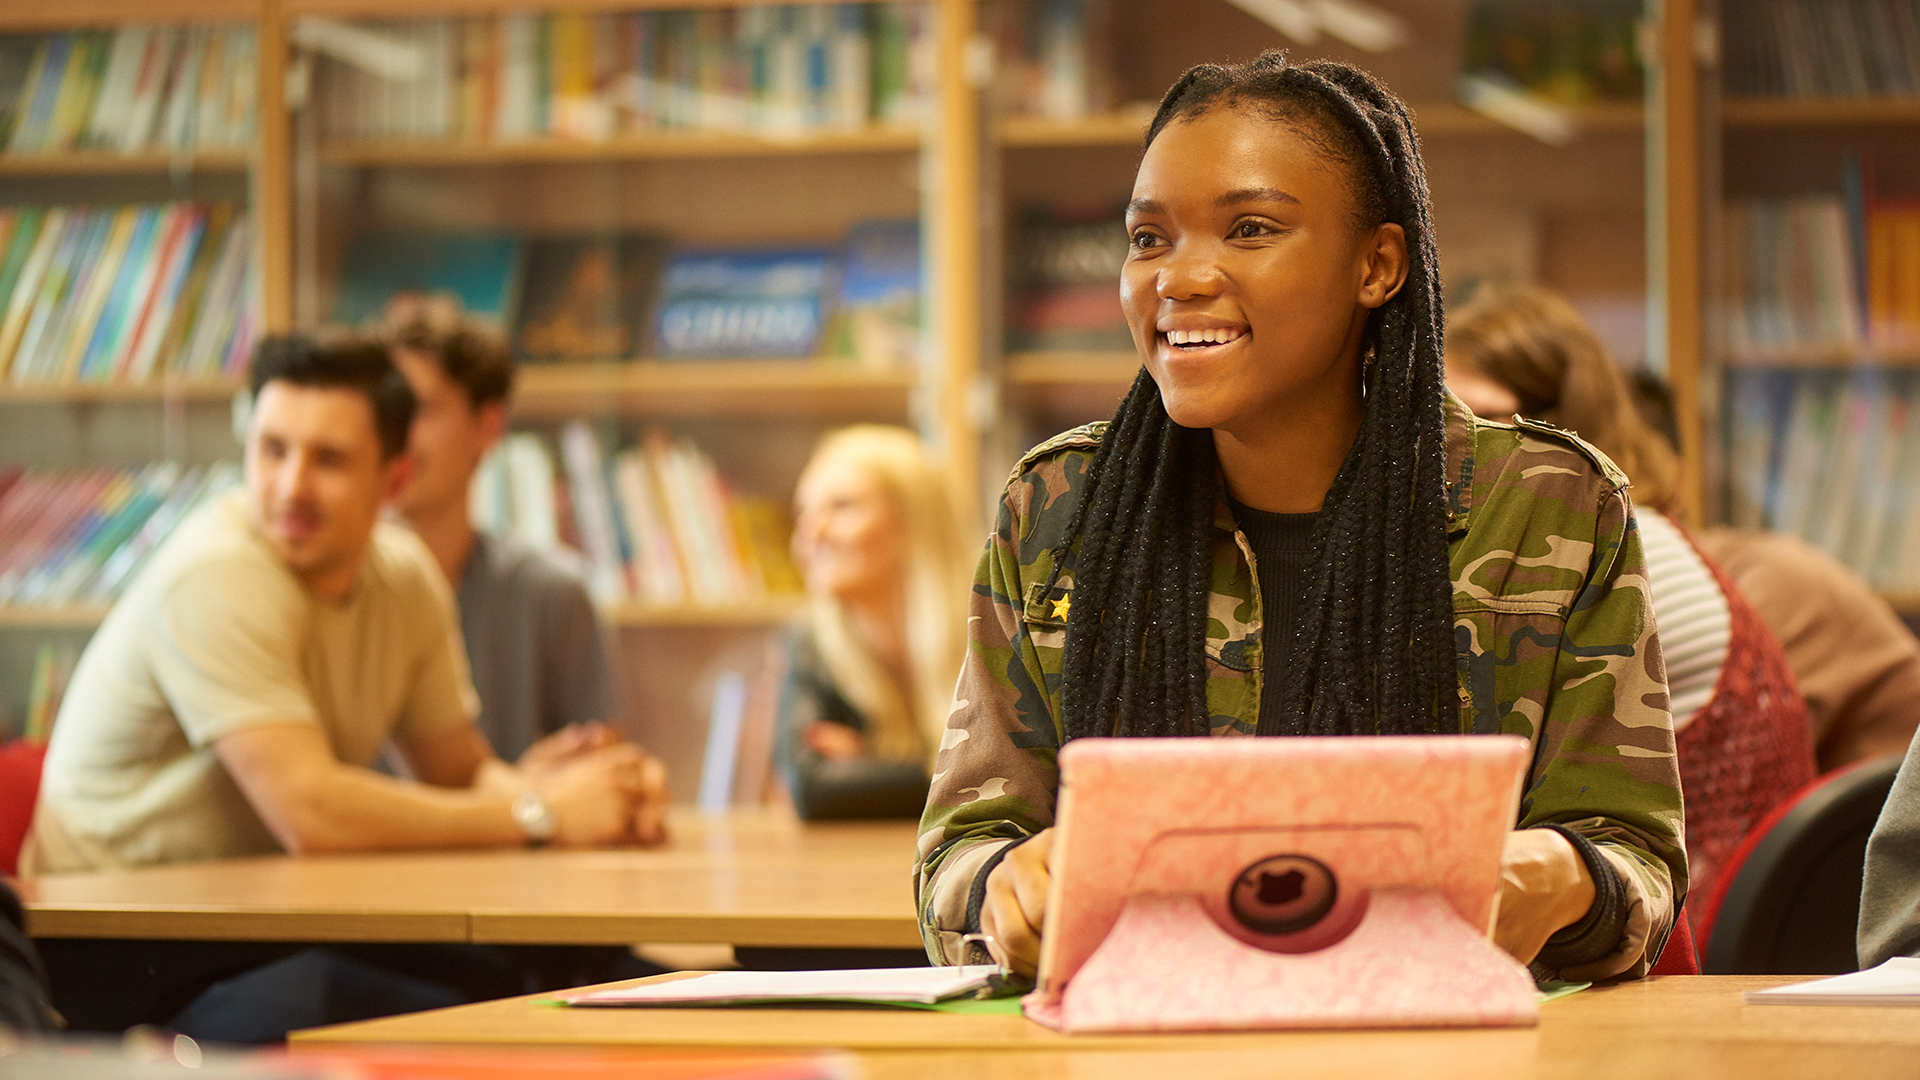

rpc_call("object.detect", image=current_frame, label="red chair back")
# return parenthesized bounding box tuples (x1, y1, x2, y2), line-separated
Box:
(1648, 907, 1699, 975)
(0, 740, 47, 875)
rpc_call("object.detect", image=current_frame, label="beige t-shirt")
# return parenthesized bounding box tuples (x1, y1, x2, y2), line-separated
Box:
(26, 492, 479, 873)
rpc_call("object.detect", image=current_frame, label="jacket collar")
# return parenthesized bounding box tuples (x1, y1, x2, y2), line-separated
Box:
(1208, 391, 1481, 535)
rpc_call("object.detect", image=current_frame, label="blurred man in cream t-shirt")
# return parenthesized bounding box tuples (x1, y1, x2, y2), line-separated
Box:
(29, 334, 665, 877)
(23, 335, 670, 1038)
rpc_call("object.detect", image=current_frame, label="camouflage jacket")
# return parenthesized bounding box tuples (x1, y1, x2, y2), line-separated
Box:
(915, 395, 1687, 983)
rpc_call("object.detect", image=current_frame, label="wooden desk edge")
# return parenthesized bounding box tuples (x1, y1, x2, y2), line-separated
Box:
(292, 976, 1838, 1054)
(26, 907, 469, 943)
(469, 912, 923, 949)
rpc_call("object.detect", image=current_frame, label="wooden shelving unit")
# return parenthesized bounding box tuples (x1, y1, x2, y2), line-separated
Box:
(0, 381, 241, 404)
(1724, 96, 1920, 129)
(320, 127, 921, 167)
(509, 362, 915, 421)
(998, 101, 1646, 150)
(0, 150, 252, 176)
(1725, 346, 1920, 371)
(0, 0, 258, 32)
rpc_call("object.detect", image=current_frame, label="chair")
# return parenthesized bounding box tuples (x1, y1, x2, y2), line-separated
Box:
(0, 740, 48, 876)
(1698, 755, 1903, 975)
(1648, 907, 1699, 976)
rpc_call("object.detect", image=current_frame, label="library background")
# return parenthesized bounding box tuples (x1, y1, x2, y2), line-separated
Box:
(0, 0, 1914, 794)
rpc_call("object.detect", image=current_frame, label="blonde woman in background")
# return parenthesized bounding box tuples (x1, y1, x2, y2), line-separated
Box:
(778, 425, 971, 819)
(1445, 285, 1816, 916)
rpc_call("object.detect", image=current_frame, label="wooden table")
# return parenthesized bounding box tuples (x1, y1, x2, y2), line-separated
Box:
(288, 975, 1920, 1079)
(17, 810, 923, 949)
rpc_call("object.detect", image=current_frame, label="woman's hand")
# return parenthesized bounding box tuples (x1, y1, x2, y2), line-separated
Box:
(802, 721, 867, 761)
(1493, 828, 1597, 965)
(978, 829, 1055, 977)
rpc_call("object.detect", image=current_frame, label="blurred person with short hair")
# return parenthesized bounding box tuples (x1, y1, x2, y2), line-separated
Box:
(24, 332, 666, 1037)
(383, 300, 627, 768)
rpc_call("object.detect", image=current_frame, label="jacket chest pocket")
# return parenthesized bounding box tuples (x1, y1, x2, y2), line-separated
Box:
(1454, 604, 1568, 737)
(1022, 580, 1071, 648)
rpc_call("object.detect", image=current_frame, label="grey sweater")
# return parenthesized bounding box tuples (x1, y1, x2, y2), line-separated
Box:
(1858, 730, 1920, 967)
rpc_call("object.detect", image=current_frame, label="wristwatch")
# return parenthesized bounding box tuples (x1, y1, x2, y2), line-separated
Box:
(511, 789, 557, 847)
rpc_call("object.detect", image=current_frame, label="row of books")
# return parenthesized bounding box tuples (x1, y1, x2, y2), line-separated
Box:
(1725, 189, 1920, 358)
(1008, 206, 1129, 352)
(1724, 0, 1920, 99)
(1461, 0, 1644, 106)
(981, 0, 1118, 122)
(14, 639, 73, 745)
(1726, 370, 1920, 590)
(0, 204, 257, 386)
(335, 219, 918, 366)
(0, 463, 238, 609)
(317, 6, 930, 144)
(0, 25, 257, 156)
(471, 424, 803, 608)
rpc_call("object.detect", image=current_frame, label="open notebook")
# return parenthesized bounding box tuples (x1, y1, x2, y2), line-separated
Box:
(1744, 958, 1920, 1005)
(560, 967, 1002, 1008)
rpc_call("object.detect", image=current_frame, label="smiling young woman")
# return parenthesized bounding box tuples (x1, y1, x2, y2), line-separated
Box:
(913, 53, 1687, 989)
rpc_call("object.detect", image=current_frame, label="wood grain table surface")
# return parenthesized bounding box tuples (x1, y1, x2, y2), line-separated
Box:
(286, 974, 1920, 1079)
(17, 809, 924, 948)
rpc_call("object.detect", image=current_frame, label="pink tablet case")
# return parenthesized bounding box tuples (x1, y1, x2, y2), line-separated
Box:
(1023, 735, 1540, 1033)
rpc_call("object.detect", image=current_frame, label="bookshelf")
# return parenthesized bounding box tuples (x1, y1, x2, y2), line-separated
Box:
(1705, 0, 1920, 604)
(23, 0, 1893, 769)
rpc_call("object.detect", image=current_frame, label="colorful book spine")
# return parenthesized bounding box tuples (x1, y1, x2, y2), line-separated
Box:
(0, 201, 252, 385)
(0, 463, 237, 608)
(470, 426, 799, 607)
(321, 6, 930, 143)
(0, 23, 257, 156)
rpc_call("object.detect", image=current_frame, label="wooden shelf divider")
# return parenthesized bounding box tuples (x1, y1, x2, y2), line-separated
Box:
(0, 380, 241, 404)
(321, 127, 920, 167)
(1725, 345, 1920, 370)
(1724, 96, 1920, 128)
(0, 150, 252, 176)
(510, 361, 914, 420)
(0, 0, 258, 32)
(999, 102, 1646, 150)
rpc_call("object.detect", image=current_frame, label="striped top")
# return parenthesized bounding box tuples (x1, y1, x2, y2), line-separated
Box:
(1638, 509, 1731, 731)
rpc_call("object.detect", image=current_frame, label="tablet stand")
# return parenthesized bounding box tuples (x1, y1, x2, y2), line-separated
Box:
(1023, 887, 1540, 1033)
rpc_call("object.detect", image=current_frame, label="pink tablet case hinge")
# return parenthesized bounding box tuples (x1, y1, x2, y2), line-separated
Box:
(1024, 888, 1539, 1033)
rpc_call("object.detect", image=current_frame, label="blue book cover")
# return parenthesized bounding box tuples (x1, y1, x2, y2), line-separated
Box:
(332, 232, 525, 330)
(824, 218, 919, 367)
(654, 247, 833, 359)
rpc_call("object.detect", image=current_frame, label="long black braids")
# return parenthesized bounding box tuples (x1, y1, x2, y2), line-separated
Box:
(1053, 53, 1457, 741)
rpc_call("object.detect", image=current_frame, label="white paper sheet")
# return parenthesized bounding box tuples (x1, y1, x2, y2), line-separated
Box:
(1744, 957, 1920, 1005)
(562, 966, 1002, 1008)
